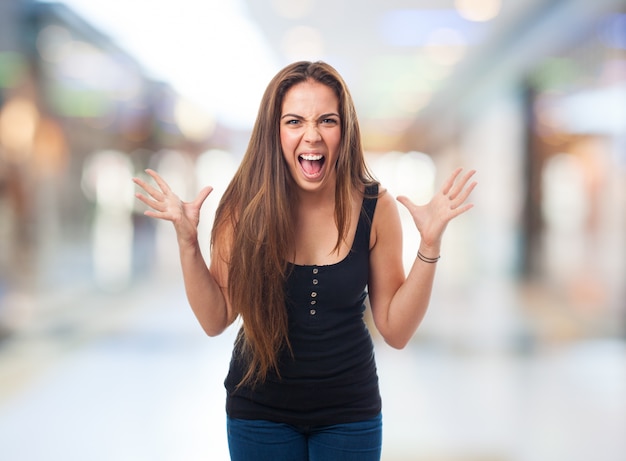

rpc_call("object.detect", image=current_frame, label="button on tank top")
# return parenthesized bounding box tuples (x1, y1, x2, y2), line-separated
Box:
(225, 184, 381, 426)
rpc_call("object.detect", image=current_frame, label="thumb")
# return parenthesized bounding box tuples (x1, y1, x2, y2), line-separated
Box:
(396, 195, 415, 211)
(193, 186, 214, 208)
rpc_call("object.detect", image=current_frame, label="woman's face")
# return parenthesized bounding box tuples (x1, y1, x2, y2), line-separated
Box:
(280, 80, 341, 194)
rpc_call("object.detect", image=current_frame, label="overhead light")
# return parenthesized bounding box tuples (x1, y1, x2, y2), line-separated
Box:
(271, 0, 313, 19)
(455, 0, 501, 22)
(281, 26, 324, 61)
(174, 97, 216, 142)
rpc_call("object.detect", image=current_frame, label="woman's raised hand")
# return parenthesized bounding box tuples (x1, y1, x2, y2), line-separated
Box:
(396, 168, 477, 252)
(133, 169, 213, 245)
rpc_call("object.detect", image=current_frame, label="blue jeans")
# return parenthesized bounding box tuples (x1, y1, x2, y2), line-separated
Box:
(227, 413, 382, 461)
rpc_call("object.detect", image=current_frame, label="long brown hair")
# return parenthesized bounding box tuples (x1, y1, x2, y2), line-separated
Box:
(211, 61, 377, 386)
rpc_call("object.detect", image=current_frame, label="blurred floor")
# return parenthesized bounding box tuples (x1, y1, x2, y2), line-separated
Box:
(0, 274, 624, 461)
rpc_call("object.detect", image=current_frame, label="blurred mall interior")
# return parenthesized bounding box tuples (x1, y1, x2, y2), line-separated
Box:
(0, 0, 624, 460)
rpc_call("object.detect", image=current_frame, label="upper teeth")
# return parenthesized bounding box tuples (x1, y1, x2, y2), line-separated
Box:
(300, 154, 323, 161)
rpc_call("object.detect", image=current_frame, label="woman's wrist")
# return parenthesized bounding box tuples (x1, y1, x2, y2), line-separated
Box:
(417, 244, 441, 263)
(417, 251, 440, 263)
(176, 230, 200, 250)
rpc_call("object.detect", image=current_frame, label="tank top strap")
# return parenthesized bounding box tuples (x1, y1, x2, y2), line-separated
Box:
(354, 184, 378, 251)
(362, 184, 379, 223)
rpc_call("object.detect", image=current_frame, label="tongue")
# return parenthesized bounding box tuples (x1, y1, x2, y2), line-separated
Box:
(301, 159, 322, 175)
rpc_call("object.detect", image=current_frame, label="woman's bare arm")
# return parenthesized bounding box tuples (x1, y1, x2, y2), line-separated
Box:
(368, 169, 477, 348)
(133, 169, 236, 336)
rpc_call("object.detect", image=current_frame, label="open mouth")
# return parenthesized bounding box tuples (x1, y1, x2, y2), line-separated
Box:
(298, 153, 325, 178)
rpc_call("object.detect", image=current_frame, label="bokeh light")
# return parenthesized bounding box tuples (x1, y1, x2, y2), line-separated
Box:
(455, 0, 502, 22)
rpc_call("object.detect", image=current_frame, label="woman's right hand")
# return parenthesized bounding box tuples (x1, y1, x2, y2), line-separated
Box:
(133, 169, 213, 246)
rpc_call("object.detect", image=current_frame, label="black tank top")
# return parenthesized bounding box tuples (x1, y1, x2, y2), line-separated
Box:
(224, 185, 381, 426)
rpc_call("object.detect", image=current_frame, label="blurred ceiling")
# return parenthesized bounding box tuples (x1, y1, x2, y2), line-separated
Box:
(51, 0, 622, 151)
(239, 0, 552, 150)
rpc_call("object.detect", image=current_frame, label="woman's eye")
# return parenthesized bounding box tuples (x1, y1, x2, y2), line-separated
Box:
(322, 118, 338, 125)
(286, 119, 300, 125)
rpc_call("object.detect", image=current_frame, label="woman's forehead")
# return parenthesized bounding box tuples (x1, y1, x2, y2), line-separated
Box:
(282, 81, 339, 113)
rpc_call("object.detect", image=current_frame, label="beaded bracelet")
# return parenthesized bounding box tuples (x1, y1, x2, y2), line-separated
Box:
(417, 251, 440, 264)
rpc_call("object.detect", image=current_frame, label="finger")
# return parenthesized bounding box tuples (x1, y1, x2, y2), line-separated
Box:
(143, 209, 174, 220)
(396, 195, 416, 211)
(134, 192, 168, 213)
(450, 202, 474, 218)
(448, 169, 476, 200)
(449, 180, 477, 214)
(458, 179, 478, 203)
(192, 186, 214, 208)
(145, 169, 172, 194)
(441, 167, 463, 196)
(449, 176, 478, 208)
(133, 176, 164, 201)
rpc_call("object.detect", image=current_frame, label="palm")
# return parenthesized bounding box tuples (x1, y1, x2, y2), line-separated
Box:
(181, 200, 203, 228)
(397, 168, 476, 247)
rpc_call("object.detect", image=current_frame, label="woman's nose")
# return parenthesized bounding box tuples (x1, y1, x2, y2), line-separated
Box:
(303, 123, 321, 142)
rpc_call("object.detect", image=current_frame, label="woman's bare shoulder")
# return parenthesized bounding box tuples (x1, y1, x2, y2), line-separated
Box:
(369, 185, 401, 247)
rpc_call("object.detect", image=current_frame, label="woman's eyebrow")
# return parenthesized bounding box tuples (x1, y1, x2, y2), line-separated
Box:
(280, 113, 303, 119)
(280, 112, 340, 119)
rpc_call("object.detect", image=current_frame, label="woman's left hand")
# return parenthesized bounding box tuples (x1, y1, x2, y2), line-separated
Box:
(397, 168, 477, 251)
